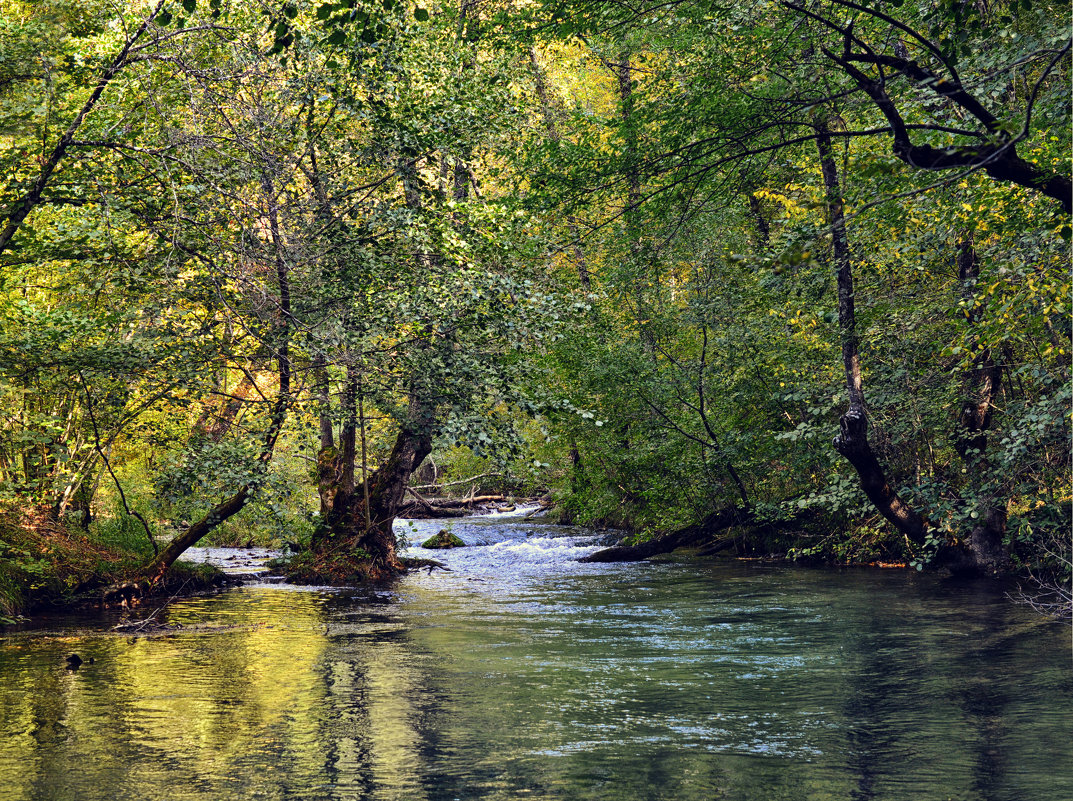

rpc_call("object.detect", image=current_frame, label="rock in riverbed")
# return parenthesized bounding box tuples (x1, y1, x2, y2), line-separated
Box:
(421, 529, 466, 549)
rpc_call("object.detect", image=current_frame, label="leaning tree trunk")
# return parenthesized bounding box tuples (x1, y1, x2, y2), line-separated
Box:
(143, 170, 293, 580)
(816, 118, 927, 545)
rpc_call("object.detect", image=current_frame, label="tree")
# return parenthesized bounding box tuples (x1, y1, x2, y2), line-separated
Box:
(519, 0, 1070, 573)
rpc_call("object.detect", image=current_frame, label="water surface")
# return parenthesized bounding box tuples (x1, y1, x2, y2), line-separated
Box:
(1, 511, 1070, 800)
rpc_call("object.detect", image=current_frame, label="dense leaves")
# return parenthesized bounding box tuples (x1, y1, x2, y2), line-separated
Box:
(0, 0, 1068, 607)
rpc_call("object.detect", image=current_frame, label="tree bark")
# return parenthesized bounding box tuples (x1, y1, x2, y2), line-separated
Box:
(787, 4, 1073, 213)
(579, 506, 754, 562)
(749, 193, 770, 249)
(313, 367, 364, 550)
(343, 404, 433, 571)
(452, 0, 478, 204)
(953, 234, 1002, 462)
(145, 377, 290, 579)
(816, 118, 927, 545)
(309, 157, 438, 571)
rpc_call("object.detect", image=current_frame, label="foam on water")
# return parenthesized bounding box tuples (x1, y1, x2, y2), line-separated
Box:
(398, 505, 608, 581)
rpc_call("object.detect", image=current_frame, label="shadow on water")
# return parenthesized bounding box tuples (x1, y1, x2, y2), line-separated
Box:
(1, 512, 1070, 801)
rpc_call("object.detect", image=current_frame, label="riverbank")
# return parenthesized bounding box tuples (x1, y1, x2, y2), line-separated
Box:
(3, 499, 1068, 625)
(0, 506, 225, 623)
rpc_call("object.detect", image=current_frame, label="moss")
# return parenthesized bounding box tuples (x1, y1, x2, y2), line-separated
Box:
(0, 504, 230, 616)
(421, 529, 465, 549)
(164, 560, 228, 592)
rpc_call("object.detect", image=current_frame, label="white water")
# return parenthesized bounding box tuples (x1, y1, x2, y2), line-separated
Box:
(398, 505, 609, 580)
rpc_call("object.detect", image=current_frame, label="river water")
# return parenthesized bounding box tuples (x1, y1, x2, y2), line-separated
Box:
(0, 509, 1070, 801)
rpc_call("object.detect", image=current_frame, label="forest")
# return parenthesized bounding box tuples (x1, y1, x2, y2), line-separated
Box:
(0, 0, 1069, 619)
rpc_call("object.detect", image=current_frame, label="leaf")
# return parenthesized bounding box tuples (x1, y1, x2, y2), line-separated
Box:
(415, 7, 429, 21)
(158, 10, 173, 26)
(182, 0, 196, 13)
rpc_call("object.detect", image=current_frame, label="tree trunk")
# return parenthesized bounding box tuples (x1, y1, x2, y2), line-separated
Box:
(749, 193, 770, 249)
(313, 368, 362, 550)
(614, 49, 656, 358)
(816, 118, 927, 545)
(309, 154, 438, 571)
(954, 234, 1002, 462)
(315, 397, 433, 572)
(947, 232, 1010, 575)
(146, 377, 291, 580)
(143, 169, 293, 580)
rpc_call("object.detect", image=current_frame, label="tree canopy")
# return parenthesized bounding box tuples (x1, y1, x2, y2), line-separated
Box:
(0, 0, 1069, 606)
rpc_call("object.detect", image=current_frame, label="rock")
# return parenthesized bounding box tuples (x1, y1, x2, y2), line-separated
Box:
(65, 654, 82, 670)
(421, 529, 466, 549)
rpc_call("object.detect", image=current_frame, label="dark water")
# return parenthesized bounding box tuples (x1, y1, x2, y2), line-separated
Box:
(1, 510, 1070, 801)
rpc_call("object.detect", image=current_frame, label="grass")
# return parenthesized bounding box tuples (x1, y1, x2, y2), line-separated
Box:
(0, 502, 225, 619)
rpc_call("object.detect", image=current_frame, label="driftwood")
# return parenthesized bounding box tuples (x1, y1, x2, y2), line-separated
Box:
(579, 507, 755, 563)
(397, 494, 508, 519)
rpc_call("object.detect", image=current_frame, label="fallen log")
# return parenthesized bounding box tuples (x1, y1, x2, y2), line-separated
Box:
(410, 473, 502, 492)
(579, 506, 754, 563)
(397, 494, 508, 519)
(406, 486, 436, 512)
(398, 504, 463, 519)
(424, 494, 505, 508)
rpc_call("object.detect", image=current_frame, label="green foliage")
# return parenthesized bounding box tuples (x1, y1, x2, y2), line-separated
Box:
(88, 498, 158, 559)
(0, 0, 1067, 596)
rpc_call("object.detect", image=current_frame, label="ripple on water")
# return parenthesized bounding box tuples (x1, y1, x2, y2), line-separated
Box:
(0, 512, 1070, 801)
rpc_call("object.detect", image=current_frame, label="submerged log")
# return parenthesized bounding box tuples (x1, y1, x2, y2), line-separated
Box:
(579, 507, 754, 563)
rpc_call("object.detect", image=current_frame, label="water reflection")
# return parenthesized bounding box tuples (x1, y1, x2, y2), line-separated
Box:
(1, 520, 1071, 801)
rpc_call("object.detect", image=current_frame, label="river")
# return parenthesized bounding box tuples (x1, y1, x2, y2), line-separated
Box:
(1, 509, 1070, 800)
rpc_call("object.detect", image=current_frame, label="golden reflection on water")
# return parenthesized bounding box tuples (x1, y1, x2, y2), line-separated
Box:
(0, 588, 434, 801)
(1, 561, 1071, 801)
